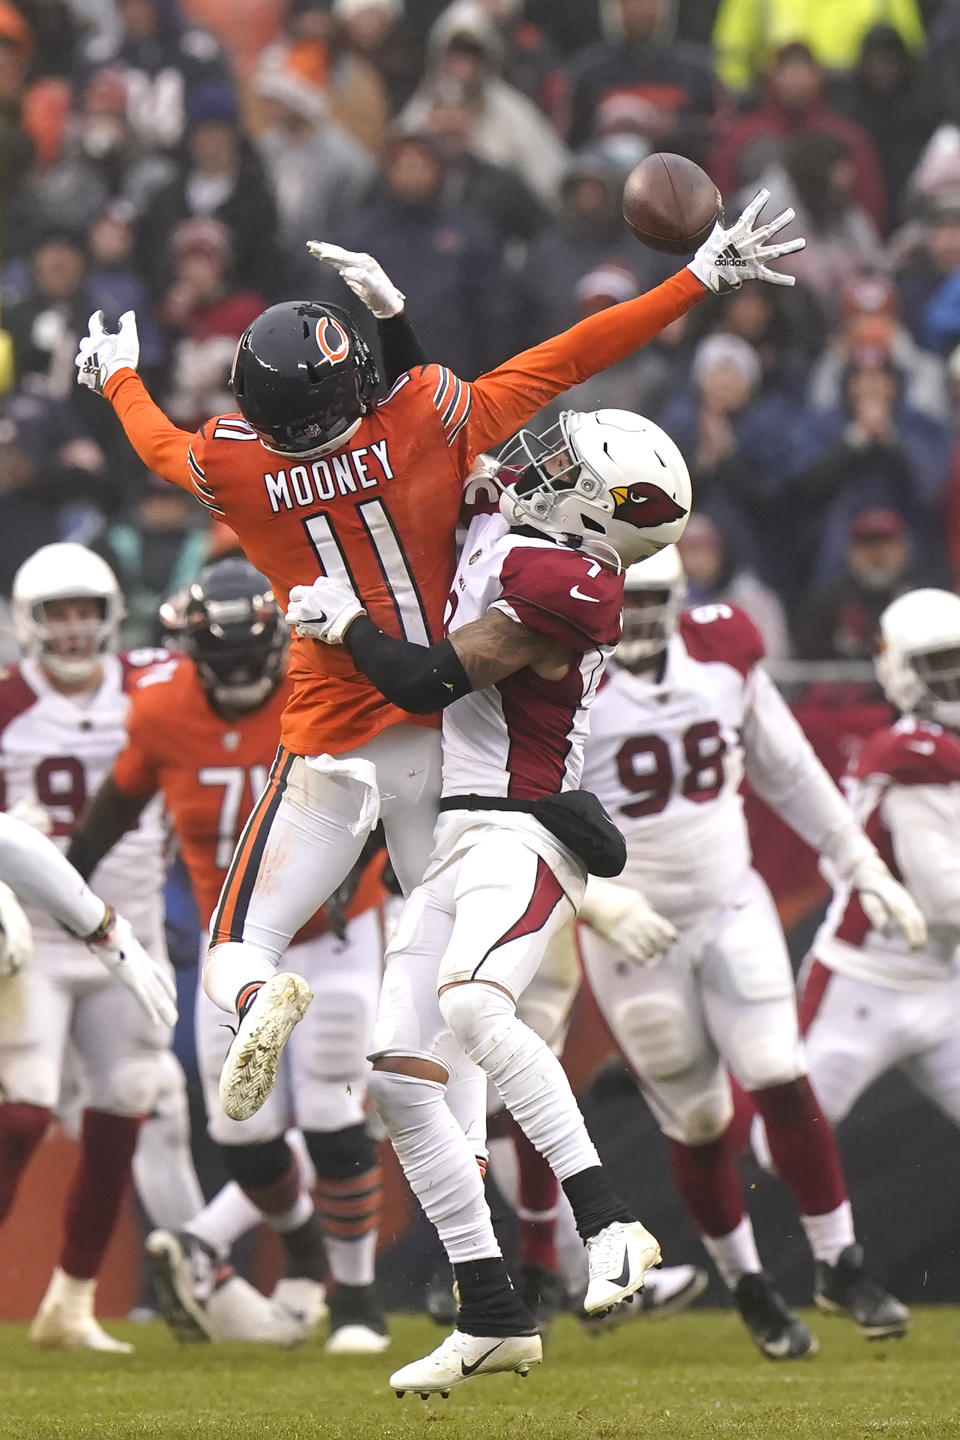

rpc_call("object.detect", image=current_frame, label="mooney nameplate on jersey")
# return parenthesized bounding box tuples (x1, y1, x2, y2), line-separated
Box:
(263, 441, 395, 512)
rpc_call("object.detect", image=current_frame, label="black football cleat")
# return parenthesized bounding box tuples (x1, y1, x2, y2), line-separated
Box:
(735, 1272, 817, 1360)
(814, 1245, 909, 1339)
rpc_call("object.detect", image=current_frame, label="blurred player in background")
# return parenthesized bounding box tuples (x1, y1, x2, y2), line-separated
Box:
(73, 200, 800, 1128)
(69, 558, 388, 1354)
(576, 547, 920, 1357)
(0, 544, 176, 1352)
(795, 589, 960, 1153)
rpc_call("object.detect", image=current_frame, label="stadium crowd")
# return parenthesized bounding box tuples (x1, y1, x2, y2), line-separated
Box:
(2, 0, 960, 661)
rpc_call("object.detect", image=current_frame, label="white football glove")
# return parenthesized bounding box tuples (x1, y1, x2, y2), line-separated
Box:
(75, 309, 140, 393)
(0, 882, 33, 979)
(7, 796, 52, 835)
(307, 242, 405, 319)
(579, 875, 677, 965)
(688, 189, 805, 294)
(285, 576, 366, 645)
(87, 909, 178, 1028)
(851, 855, 928, 950)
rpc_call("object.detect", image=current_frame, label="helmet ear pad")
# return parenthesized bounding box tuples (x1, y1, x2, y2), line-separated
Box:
(231, 302, 380, 456)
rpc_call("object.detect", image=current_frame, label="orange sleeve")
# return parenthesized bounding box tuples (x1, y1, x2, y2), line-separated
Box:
(112, 737, 161, 802)
(103, 369, 197, 492)
(463, 267, 705, 458)
(112, 692, 162, 801)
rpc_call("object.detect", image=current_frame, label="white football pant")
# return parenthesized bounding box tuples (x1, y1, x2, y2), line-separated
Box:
(803, 961, 960, 1126)
(581, 868, 806, 1145)
(0, 922, 173, 1116)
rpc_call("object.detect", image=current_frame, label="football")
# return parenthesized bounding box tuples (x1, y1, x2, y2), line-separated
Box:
(623, 152, 722, 255)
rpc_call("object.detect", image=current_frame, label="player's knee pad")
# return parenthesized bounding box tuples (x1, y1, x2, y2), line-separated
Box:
(612, 993, 702, 1080)
(367, 1067, 442, 1137)
(89, 1055, 163, 1117)
(439, 982, 515, 1067)
(301, 985, 370, 1083)
(673, 1087, 734, 1146)
(298, 1080, 366, 1133)
(734, 1035, 807, 1092)
(303, 1122, 375, 1181)
(220, 1134, 294, 1190)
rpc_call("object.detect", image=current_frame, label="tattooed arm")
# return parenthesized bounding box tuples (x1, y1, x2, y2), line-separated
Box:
(341, 608, 570, 714)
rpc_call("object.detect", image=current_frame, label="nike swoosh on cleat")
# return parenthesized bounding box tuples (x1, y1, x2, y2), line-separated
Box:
(610, 1248, 632, 1289)
(461, 1341, 505, 1376)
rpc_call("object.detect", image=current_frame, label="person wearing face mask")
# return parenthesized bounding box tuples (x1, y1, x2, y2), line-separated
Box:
(794, 509, 916, 662)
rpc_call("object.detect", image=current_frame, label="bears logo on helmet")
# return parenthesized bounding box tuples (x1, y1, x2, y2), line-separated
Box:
(315, 315, 351, 365)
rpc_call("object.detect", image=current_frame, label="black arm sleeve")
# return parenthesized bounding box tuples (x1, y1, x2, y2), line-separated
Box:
(376, 311, 427, 387)
(344, 615, 472, 714)
(66, 774, 150, 880)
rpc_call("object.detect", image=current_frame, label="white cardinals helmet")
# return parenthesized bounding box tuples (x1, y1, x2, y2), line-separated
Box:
(497, 409, 691, 570)
(618, 545, 686, 668)
(12, 543, 124, 684)
(875, 588, 960, 728)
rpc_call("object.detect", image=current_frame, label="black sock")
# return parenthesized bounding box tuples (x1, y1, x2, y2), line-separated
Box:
(281, 1213, 328, 1283)
(453, 1257, 537, 1337)
(561, 1167, 634, 1241)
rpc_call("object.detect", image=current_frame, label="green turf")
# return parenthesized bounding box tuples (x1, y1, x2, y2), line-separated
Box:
(2, 1308, 959, 1440)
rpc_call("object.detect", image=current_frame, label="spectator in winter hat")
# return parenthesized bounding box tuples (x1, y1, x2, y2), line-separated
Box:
(333, 0, 423, 114)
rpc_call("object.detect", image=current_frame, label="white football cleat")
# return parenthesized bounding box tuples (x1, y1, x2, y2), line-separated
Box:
(390, 1329, 542, 1396)
(271, 1277, 327, 1342)
(218, 973, 312, 1121)
(581, 1263, 708, 1330)
(327, 1323, 391, 1355)
(583, 1220, 661, 1315)
(30, 1268, 133, 1353)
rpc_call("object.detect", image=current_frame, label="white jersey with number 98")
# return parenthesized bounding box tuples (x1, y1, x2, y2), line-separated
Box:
(583, 604, 760, 927)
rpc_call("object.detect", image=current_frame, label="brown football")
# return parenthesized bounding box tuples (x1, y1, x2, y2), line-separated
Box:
(623, 152, 722, 256)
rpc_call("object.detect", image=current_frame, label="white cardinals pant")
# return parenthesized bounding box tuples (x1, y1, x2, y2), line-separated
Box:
(801, 960, 960, 1127)
(200, 910, 383, 1146)
(0, 925, 173, 1116)
(372, 818, 582, 1059)
(580, 869, 806, 1145)
(516, 922, 582, 1054)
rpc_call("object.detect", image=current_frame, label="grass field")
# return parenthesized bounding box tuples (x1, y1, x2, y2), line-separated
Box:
(3, 1308, 959, 1440)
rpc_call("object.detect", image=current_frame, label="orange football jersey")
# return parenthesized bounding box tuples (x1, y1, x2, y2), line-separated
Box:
(105, 269, 704, 757)
(111, 655, 381, 936)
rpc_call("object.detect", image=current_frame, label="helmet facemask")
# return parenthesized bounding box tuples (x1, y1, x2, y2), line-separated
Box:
(497, 416, 624, 571)
(909, 642, 960, 727)
(496, 409, 691, 570)
(25, 595, 118, 684)
(617, 586, 682, 669)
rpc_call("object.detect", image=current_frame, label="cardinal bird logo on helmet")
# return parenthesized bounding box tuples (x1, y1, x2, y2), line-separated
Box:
(611, 482, 687, 528)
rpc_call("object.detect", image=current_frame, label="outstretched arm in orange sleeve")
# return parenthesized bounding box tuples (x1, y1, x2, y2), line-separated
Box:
(465, 268, 705, 458)
(102, 370, 196, 493)
(462, 187, 806, 458)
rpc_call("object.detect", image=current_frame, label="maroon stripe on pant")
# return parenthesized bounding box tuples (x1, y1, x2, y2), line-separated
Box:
(474, 856, 564, 977)
(798, 959, 833, 1037)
